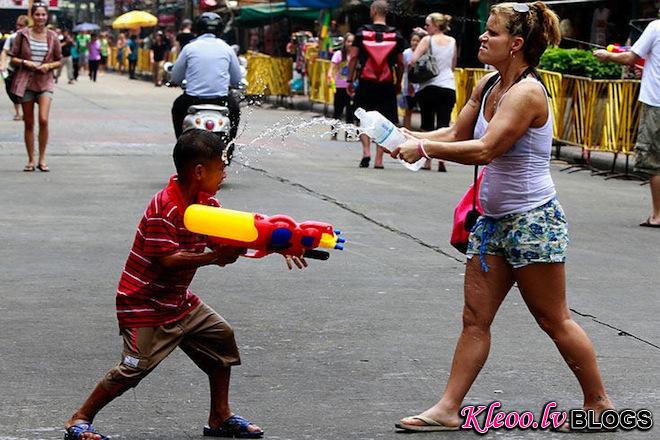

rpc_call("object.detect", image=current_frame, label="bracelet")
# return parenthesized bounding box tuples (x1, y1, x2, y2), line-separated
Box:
(417, 139, 431, 159)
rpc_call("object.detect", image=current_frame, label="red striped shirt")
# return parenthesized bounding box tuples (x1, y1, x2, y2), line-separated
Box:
(115, 175, 219, 328)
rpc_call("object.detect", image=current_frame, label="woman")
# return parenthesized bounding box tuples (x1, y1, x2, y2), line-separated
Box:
(127, 34, 138, 80)
(9, 2, 61, 172)
(402, 29, 426, 131)
(392, 2, 613, 431)
(56, 29, 75, 85)
(87, 33, 101, 82)
(409, 13, 456, 172)
(328, 33, 355, 141)
(70, 34, 80, 82)
(150, 31, 170, 87)
(116, 32, 127, 74)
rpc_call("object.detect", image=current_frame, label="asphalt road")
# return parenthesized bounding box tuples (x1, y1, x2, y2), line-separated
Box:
(0, 73, 658, 440)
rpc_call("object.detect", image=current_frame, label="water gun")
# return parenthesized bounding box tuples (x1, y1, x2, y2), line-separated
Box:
(183, 205, 345, 260)
(607, 44, 645, 69)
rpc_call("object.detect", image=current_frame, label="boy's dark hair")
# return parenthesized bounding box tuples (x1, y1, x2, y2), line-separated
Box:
(173, 130, 226, 177)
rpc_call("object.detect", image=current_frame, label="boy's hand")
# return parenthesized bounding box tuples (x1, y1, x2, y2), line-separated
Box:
(213, 246, 246, 267)
(284, 254, 308, 270)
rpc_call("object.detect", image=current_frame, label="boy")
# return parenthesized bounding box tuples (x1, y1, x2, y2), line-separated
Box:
(65, 130, 307, 440)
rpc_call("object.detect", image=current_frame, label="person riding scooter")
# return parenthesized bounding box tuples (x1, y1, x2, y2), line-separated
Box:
(170, 12, 242, 141)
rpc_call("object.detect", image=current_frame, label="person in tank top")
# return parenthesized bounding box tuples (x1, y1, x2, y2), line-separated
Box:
(391, 2, 614, 432)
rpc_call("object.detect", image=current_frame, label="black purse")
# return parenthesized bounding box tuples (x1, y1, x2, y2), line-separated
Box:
(408, 41, 439, 83)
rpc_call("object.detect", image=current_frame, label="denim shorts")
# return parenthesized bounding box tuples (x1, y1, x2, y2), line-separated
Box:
(21, 90, 53, 103)
(466, 199, 569, 271)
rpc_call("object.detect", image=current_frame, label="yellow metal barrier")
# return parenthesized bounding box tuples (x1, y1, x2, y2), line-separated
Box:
(597, 80, 641, 154)
(309, 59, 334, 104)
(246, 53, 293, 96)
(538, 69, 563, 139)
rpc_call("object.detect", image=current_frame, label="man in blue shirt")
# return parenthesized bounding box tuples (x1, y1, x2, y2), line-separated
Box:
(171, 13, 242, 141)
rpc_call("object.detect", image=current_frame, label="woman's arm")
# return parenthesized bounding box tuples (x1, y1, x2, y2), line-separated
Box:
(409, 35, 430, 65)
(394, 81, 547, 165)
(404, 72, 497, 142)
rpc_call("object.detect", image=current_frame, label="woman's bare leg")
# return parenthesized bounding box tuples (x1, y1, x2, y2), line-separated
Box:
(36, 95, 52, 168)
(400, 256, 514, 427)
(21, 100, 35, 167)
(514, 263, 613, 411)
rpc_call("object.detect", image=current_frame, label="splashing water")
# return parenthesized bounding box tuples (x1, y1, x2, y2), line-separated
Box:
(230, 114, 362, 172)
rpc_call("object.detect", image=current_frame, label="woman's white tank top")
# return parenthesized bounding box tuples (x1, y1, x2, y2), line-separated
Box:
(474, 77, 556, 218)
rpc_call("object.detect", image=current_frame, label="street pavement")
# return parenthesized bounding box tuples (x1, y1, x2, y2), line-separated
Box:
(0, 73, 658, 440)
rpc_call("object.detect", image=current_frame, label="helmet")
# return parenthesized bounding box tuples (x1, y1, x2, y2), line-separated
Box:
(194, 12, 223, 37)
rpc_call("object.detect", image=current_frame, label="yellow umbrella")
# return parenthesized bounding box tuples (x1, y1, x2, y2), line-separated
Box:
(112, 11, 158, 29)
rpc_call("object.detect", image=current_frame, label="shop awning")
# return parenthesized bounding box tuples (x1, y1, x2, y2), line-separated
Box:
(235, 2, 321, 27)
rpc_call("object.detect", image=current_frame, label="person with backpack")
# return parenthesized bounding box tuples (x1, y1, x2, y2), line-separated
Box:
(347, 0, 405, 169)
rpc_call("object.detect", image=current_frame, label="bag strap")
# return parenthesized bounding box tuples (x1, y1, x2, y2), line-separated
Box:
(471, 72, 501, 209)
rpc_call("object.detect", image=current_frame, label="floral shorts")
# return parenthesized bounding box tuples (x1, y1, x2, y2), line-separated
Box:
(466, 199, 569, 271)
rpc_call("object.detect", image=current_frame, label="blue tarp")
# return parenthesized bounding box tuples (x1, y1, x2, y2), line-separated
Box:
(286, 0, 341, 8)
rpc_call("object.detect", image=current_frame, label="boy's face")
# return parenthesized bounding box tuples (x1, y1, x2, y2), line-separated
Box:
(197, 158, 226, 194)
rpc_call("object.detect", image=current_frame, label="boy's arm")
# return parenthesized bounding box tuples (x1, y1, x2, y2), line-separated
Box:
(155, 246, 243, 270)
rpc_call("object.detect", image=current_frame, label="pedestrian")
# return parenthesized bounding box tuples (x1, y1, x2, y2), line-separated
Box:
(328, 32, 355, 141)
(127, 34, 138, 79)
(99, 32, 109, 75)
(0, 14, 28, 121)
(402, 28, 426, 131)
(87, 33, 101, 82)
(56, 29, 75, 84)
(392, 2, 613, 432)
(76, 31, 90, 74)
(409, 13, 456, 172)
(176, 19, 195, 53)
(594, 18, 660, 228)
(116, 32, 126, 74)
(150, 31, 170, 87)
(70, 34, 80, 81)
(8, 1, 62, 172)
(347, 0, 405, 169)
(63, 129, 307, 440)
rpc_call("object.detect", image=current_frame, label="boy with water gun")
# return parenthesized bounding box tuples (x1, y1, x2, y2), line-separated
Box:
(64, 129, 342, 440)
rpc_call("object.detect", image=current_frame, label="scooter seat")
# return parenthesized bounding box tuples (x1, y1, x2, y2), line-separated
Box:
(187, 104, 229, 115)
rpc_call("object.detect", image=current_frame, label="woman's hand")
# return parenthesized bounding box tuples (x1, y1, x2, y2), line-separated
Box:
(390, 137, 423, 164)
(400, 127, 421, 138)
(36, 63, 50, 74)
(22, 60, 37, 71)
(283, 254, 308, 270)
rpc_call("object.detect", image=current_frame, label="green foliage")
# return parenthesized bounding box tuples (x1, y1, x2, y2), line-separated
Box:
(539, 46, 623, 79)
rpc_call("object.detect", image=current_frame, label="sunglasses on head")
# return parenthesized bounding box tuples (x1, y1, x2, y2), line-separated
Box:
(512, 3, 530, 13)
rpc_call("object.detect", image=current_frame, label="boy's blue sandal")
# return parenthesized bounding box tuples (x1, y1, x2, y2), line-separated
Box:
(203, 415, 264, 438)
(64, 422, 108, 440)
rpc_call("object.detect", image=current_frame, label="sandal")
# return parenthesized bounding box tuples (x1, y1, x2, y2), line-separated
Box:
(37, 164, 50, 172)
(359, 156, 370, 168)
(203, 415, 264, 438)
(23, 164, 35, 172)
(64, 422, 108, 440)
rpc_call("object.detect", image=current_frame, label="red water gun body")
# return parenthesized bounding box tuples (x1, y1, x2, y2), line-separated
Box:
(184, 205, 345, 260)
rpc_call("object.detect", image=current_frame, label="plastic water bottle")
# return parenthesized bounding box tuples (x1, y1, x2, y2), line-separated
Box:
(354, 107, 426, 171)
